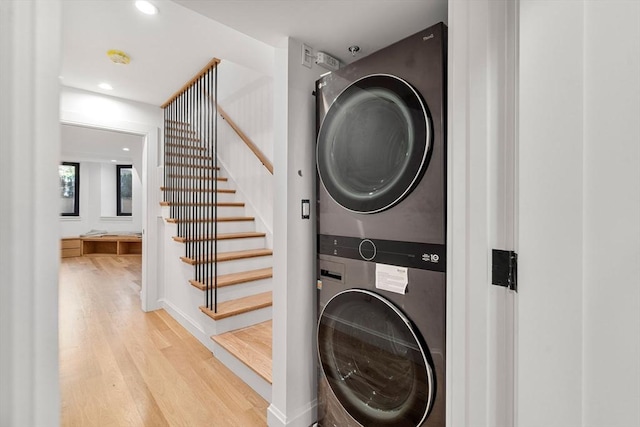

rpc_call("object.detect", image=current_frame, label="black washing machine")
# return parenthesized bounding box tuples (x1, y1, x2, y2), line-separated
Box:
(315, 22, 447, 427)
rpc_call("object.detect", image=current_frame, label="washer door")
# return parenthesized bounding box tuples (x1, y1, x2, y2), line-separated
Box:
(317, 74, 431, 214)
(318, 289, 435, 426)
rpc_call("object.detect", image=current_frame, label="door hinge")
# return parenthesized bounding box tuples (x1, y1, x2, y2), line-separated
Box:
(492, 249, 518, 292)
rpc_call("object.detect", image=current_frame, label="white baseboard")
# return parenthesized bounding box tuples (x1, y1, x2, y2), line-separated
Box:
(267, 400, 317, 427)
(160, 298, 214, 351)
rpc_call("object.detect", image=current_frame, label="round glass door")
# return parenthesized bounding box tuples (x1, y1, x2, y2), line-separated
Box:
(317, 74, 431, 214)
(318, 289, 435, 426)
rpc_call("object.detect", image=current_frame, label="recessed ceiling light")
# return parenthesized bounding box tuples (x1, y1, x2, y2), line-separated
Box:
(122, 147, 130, 152)
(135, 1, 158, 15)
(111, 160, 118, 163)
(98, 82, 113, 90)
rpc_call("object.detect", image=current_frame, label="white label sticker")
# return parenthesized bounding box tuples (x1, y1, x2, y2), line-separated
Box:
(375, 263, 408, 295)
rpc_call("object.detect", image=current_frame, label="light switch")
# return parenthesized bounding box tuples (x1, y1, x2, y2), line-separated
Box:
(301, 199, 310, 219)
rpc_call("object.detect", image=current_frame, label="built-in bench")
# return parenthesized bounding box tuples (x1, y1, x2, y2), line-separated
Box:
(60, 235, 142, 257)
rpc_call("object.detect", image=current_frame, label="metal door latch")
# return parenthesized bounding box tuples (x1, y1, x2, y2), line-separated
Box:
(492, 249, 518, 292)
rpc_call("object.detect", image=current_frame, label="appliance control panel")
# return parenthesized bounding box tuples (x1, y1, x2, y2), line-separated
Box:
(318, 234, 446, 272)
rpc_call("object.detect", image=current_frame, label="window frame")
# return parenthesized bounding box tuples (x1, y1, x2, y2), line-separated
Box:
(116, 164, 133, 217)
(59, 161, 80, 217)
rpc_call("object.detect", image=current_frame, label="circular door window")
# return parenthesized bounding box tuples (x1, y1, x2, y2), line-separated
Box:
(317, 74, 431, 214)
(318, 289, 435, 426)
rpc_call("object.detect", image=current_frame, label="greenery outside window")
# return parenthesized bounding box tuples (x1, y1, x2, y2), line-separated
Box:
(59, 162, 80, 216)
(117, 165, 133, 216)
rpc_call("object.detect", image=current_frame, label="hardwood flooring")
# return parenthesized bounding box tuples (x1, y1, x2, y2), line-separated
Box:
(59, 255, 268, 426)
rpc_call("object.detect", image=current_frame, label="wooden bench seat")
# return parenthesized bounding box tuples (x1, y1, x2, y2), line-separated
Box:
(61, 235, 142, 257)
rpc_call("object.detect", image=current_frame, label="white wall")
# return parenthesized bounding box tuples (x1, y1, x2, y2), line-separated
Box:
(217, 61, 275, 241)
(100, 163, 118, 216)
(0, 0, 61, 425)
(518, 1, 640, 425)
(59, 161, 143, 237)
(582, 2, 639, 425)
(60, 86, 163, 129)
(268, 37, 322, 427)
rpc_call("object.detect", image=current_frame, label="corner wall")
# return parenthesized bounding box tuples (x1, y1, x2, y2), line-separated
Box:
(269, 37, 323, 427)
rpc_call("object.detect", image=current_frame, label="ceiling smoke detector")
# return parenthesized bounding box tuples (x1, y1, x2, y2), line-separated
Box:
(107, 49, 131, 65)
(348, 45, 360, 57)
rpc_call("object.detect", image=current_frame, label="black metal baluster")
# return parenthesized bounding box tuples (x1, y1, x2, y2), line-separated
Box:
(213, 64, 218, 313)
(179, 93, 186, 240)
(206, 67, 212, 310)
(196, 76, 203, 288)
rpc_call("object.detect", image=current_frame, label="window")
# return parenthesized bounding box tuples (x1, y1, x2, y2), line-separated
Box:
(59, 162, 80, 216)
(117, 165, 133, 216)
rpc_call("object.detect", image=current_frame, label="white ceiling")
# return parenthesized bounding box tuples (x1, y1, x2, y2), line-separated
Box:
(61, 0, 447, 107)
(174, 0, 448, 64)
(60, 0, 446, 158)
(61, 124, 143, 165)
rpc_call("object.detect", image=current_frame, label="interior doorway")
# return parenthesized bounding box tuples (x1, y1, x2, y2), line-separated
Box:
(59, 112, 161, 313)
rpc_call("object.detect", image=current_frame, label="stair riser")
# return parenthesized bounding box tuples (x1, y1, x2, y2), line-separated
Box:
(164, 192, 237, 203)
(170, 221, 254, 232)
(208, 221, 255, 234)
(210, 342, 271, 401)
(187, 237, 265, 253)
(162, 184, 232, 192)
(164, 144, 208, 152)
(215, 278, 272, 303)
(210, 306, 272, 335)
(205, 255, 273, 276)
(165, 178, 229, 186)
(169, 221, 255, 233)
(167, 206, 245, 217)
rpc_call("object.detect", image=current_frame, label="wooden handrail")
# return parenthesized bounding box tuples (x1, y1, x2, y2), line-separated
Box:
(217, 105, 274, 175)
(161, 58, 221, 109)
(162, 56, 273, 175)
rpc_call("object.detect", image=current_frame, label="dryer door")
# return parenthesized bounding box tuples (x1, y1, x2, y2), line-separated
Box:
(318, 289, 435, 426)
(317, 74, 431, 214)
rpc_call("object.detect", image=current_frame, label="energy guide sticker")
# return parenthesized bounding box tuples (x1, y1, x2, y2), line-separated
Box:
(375, 263, 408, 295)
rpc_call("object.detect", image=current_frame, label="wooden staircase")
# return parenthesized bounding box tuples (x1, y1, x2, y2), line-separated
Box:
(161, 115, 273, 400)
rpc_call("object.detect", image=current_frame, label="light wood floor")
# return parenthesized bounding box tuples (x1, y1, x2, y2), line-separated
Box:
(59, 255, 268, 426)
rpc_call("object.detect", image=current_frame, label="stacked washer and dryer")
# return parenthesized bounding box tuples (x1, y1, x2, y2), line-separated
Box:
(315, 23, 447, 427)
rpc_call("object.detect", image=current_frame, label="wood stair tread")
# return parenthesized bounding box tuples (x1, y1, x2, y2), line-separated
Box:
(200, 292, 272, 321)
(212, 321, 272, 384)
(165, 152, 212, 160)
(166, 174, 227, 181)
(166, 216, 254, 224)
(181, 248, 272, 265)
(165, 162, 219, 170)
(164, 119, 191, 125)
(160, 186, 234, 193)
(165, 142, 207, 151)
(173, 231, 265, 243)
(160, 201, 242, 207)
(165, 135, 200, 142)
(189, 267, 273, 290)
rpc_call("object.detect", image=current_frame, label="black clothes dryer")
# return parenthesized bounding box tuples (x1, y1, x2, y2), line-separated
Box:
(316, 22, 447, 427)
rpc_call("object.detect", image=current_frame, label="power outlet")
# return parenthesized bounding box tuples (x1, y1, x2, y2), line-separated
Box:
(301, 44, 313, 68)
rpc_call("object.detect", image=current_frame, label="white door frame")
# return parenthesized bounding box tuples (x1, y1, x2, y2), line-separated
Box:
(447, 0, 518, 425)
(60, 112, 160, 312)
